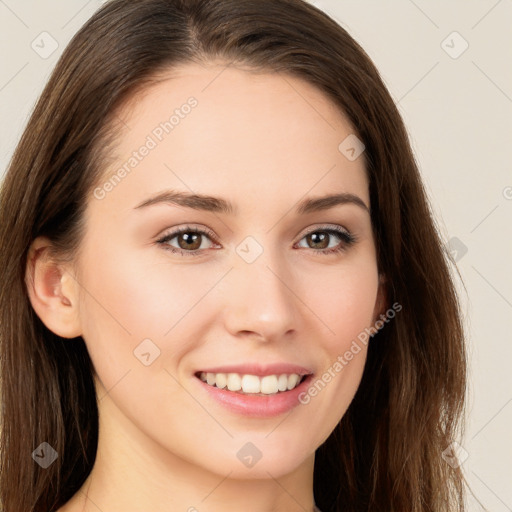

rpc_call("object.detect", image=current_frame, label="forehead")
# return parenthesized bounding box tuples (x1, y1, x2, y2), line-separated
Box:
(93, 62, 369, 214)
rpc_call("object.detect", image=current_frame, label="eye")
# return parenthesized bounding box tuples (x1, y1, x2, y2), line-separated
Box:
(156, 224, 356, 257)
(295, 225, 356, 255)
(156, 225, 219, 256)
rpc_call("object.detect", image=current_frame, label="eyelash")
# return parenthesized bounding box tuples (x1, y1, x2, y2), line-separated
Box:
(156, 224, 357, 257)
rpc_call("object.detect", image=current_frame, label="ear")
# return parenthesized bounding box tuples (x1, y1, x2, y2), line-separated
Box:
(25, 236, 82, 338)
(372, 273, 388, 322)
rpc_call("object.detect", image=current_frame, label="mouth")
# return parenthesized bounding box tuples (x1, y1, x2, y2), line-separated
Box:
(195, 371, 308, 396)
(193, 365, 314, 417)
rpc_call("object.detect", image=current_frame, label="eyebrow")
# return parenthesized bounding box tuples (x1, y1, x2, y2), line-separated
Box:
(134, 189, 369, 215)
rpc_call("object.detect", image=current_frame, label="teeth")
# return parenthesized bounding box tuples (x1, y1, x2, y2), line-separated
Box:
(277, 374, 288, 392)
(260, 375, 278, 394)
(227, 373, 242, 392)
(199, 372, 304, 394)
(215, 373, 227, 389)
(241, 374, 261, 393)
(287, 374, 300, 390)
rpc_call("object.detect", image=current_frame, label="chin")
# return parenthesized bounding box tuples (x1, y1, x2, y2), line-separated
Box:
(191, 433, 316, 480)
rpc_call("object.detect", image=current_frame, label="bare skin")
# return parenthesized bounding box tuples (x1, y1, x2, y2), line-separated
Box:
(27, 61, 385, 512)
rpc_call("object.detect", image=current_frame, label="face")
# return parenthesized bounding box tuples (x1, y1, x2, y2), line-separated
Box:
(73, 62, 383, 479)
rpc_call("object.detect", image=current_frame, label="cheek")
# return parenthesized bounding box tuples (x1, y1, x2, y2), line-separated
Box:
(75, 237, 226, 393)
(294, 263, 377, 439)
(301, 259, 379, 351)
(78, 239, 218, 340)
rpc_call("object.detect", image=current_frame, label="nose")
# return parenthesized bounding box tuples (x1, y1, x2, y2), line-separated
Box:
(221, 250, 298, 343)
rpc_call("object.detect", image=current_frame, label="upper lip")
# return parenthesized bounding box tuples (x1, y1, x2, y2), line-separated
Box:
(195, 363, 313, 377)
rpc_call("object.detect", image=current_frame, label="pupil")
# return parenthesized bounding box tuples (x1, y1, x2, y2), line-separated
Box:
(180, 233, 200, 249)
(310, 232, 328, 249)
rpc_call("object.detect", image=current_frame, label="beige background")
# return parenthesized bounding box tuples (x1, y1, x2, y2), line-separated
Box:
(1, 1, 511, 510)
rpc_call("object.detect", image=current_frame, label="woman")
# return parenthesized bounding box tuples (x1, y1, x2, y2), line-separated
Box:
(0, 0, 472, 510)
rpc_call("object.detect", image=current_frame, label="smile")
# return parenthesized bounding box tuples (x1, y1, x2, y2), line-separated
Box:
(194, 363, 314, 417)
(197, 371, 306, 395)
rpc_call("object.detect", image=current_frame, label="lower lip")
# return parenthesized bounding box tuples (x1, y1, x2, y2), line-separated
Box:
(195, 375, 313, 418)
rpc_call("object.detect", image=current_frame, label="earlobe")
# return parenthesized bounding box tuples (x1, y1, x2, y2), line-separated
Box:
(25, 236, 82, 339)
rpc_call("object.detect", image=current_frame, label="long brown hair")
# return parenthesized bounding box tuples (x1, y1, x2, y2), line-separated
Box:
(0, 0, 472, 510)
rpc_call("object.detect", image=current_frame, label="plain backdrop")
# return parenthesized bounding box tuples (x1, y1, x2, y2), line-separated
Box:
(1, 1, 511, 510)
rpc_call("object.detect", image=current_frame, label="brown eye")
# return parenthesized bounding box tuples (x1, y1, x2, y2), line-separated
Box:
(305, 231, 330, 250)
(296, 226, 356, 255)
(157, 226, 218, 256)
(176, 232, 202, 251)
